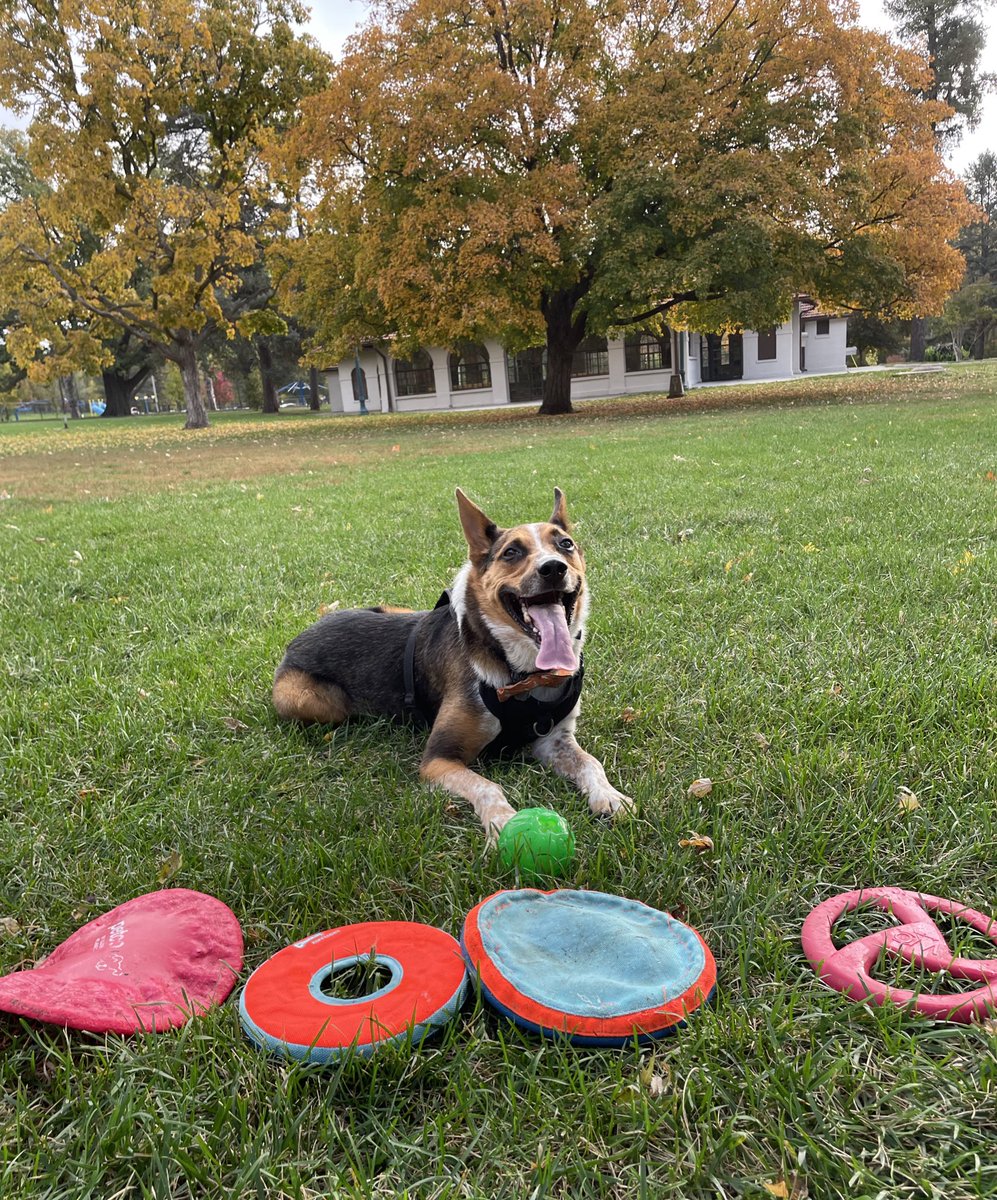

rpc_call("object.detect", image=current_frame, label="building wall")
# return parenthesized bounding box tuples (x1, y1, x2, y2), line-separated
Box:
(801, 318, 848, 374)
(329, 316, 848, 413)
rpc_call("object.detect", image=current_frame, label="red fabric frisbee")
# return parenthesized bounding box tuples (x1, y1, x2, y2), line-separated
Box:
(0, 889, 244, 1034)
(240, 921, 468, 1061)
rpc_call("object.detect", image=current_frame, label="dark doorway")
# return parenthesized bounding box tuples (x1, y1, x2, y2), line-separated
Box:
(700, 332, 743, 382)
(507, 348, 546, 403)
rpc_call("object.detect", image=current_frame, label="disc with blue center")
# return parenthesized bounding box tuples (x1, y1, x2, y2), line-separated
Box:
(240, 921, 467, 1062)
(461, 889, 716, 1045)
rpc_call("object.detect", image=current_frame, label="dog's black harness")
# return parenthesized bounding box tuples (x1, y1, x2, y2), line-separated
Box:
(402, 591, 584, 750)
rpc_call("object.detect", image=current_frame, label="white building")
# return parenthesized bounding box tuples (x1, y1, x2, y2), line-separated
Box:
(326, 298, 849, 414)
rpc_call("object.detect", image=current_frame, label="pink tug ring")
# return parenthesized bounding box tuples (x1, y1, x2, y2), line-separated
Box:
(801, 886, 997, 1023)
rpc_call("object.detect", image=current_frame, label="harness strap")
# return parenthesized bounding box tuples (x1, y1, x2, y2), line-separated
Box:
(478, 657, 584, 743)
(402, 590, 452, 722)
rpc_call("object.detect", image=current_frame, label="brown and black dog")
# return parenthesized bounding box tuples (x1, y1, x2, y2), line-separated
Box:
(273, 488, 633, 840)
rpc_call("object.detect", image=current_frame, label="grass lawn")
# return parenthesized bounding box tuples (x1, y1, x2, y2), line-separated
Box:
(1, 364, 995, 1199)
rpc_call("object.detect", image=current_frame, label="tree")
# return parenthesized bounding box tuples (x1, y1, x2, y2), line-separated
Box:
(959, 150, 997, 355)
(281, 0, 973, 414)
(931, 278, 996, 358)
(883, 0, 995, 145)
(882, 0, 995, 359)
(0, 0, 328, 428)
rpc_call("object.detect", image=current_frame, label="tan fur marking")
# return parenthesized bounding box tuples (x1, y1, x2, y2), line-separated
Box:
(420, 699, 511, 838)
(272, 667, 350, 725)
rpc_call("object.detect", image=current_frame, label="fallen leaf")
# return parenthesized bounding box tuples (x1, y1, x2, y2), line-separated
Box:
(687, 777, 713, 798)
(763, 1182, 789, 1199)
(157, 851, 182, 883)
(753, 732, 771, 750)
(896, 786, 920, 812)
(390, 444, 400, 452)
(222, 716, 249, 732)
(638, 1056, 669, 1097)
(679, 833, 714, 852)
(0, 916, 22, 937)
(620, 706, 639, 723)
(676, 528, 694, 541)
(317, 601, 340, 616)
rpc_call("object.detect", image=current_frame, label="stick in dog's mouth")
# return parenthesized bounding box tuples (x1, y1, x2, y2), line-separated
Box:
(500, 587, 579, 672)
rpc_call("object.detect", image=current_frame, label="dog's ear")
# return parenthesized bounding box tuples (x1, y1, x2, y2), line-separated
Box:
(550, 487, 571, 532)
(455, 488, 500, 562)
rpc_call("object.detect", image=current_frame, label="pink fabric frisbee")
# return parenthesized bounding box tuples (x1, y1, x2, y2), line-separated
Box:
(0, 889, 244, 1034)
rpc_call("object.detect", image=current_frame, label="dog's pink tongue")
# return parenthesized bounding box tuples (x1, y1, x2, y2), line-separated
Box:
(527, 602, 577, 672)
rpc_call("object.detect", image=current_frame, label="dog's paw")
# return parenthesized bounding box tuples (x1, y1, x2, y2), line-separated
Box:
(480, 799, 516, 847)
(589, 787, 635, 819)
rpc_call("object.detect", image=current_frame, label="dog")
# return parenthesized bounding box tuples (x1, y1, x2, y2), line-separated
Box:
(272, 488, 633, 840)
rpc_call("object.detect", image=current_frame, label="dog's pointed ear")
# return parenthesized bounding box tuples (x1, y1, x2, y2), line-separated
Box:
(456, 488, 500, 562)
(550, 487, 571, 531)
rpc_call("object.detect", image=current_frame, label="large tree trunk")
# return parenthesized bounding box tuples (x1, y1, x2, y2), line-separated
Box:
(909, 316, 927, 362)
(309, 365, 321, 410)
(101, 369, 141, 417)
(257, 338, 279, 413)
(538, 287, 588, 415)
(177, 339, 210, 429)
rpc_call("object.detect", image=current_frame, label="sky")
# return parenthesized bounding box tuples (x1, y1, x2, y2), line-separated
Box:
(307, 0, 996, 176)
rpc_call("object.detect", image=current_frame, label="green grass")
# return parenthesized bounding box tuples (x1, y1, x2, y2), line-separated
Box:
(1, 365, 996, 1198)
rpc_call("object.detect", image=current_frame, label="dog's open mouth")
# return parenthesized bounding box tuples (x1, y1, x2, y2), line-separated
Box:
(500, 588, 578, 672)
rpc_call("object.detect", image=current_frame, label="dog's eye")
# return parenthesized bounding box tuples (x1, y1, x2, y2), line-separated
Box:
(557, 537, 575, 552)
(501, 544, 523, 561)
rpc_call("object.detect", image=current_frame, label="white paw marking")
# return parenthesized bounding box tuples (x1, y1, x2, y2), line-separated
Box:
(589, 787, 635, 818)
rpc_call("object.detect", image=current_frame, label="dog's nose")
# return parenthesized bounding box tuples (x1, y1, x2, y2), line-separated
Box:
(537, 558, 568, 582)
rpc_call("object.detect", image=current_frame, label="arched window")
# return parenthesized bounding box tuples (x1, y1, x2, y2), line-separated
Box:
(624, 331, 671, 373)
(394, 350, 436, 396)
(570, 335, 609, 377)
(449, 343, 492, 391)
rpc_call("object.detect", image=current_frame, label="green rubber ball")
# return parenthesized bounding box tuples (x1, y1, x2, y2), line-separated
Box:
(497, 808, 575, 882)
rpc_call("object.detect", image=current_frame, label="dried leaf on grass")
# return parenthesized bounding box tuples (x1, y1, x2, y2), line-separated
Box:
(687, 777, 713, 798)
(0, 916, 22, 938)
(679, 833, 714, 853)
(157, 851, 183, 883)
(222, 717, 249, 732)
(896, 786, 920, 812)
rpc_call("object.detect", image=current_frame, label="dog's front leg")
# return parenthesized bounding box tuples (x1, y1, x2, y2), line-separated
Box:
(533, 720, 634, 818)
(420, 704, 512, 843)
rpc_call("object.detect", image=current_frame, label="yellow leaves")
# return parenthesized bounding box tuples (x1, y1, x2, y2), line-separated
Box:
(949, 549, 976, 575)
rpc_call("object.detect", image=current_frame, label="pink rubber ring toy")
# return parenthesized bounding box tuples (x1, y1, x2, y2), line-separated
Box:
(802, 886, 997, 1023)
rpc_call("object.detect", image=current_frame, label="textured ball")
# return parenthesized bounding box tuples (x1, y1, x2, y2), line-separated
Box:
(498, 808, 575, 882)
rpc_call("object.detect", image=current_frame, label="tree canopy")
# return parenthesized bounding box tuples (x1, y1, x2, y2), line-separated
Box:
(281, 0, 974, 413)
(0, 0, 329, 427)
(883, 0, 995, 143)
